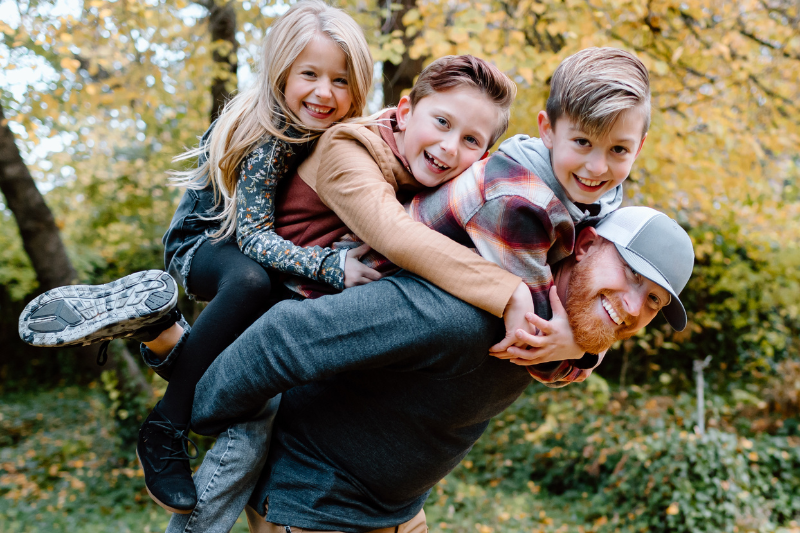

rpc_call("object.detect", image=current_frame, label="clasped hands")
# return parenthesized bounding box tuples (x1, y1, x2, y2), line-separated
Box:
(490, 284, 603, 384)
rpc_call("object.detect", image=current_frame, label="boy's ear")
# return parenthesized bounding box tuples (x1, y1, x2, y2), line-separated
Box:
(633, 132, 648, 159)
(538, 111, 554, 149)
(574, 227, 600, 262)
(395, 96, 413, 132)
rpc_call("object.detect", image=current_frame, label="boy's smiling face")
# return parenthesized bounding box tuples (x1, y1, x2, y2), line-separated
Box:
(539, 107, 647, 204)
(394, 87, 500, 188)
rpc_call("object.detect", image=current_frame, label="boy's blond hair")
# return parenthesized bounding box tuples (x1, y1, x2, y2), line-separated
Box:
(546, 47, 650, 138)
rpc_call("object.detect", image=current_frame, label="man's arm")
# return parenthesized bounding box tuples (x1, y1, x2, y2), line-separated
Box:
(191, 273, 501, 436)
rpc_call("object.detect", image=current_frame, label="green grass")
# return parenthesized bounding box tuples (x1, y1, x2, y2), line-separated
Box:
(0, 386, 249, 533)
(3, 385, 799, 533)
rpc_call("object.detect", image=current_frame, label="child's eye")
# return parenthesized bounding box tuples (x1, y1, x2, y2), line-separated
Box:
(436, 117, 449, 128)
(334, 77, 348, 85)
(464, 135, 479, 146)
(575, 138, 590, 147)
(302, 70, 317, 78)
(611, 145, 629, 155)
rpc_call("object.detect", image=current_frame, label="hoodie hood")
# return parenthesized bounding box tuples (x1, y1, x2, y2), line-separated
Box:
(497, 134, 622, 225)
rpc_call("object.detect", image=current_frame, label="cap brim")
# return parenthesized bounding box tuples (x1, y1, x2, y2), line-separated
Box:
(614, 244, 688, 331)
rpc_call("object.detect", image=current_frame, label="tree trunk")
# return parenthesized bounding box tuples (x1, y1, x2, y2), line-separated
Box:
(200, 0, 238, 123)
(0, 103, 153, 394)
(0, 104, 78, 292)
(381, 0, 426, 107)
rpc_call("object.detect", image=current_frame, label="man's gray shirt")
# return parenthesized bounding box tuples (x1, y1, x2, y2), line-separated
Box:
(192, 273, 533, 533)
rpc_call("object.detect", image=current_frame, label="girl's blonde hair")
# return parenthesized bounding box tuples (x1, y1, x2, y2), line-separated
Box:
(173, 0, 373, 240)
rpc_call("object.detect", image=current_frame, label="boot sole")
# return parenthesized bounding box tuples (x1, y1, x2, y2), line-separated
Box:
(136, 449, 194, 515)
(19, 270, 177, 347)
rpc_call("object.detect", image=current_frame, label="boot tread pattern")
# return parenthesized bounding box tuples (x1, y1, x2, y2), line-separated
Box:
(19, 270, 177, 347)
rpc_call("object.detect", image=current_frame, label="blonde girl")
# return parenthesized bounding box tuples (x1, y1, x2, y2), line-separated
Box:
(19, 0, 374, 517)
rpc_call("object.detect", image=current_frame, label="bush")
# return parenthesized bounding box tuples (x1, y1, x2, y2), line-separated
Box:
(589, 429, 800, 533)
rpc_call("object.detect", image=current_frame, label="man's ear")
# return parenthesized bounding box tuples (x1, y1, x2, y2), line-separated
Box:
(574, 226, 601, 262)
(395, 95, 413, 132)
(538, 111, 554, 149)
(633, 132, 647, 159)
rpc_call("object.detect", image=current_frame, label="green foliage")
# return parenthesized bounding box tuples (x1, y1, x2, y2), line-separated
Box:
(608, 219, 800, 385)
(588, 430, 800, 533)
(0, 209, 37, 301)
(424, 381, 800, 532)
(0, 386, 249, 533)
(0, 386, 169, 532)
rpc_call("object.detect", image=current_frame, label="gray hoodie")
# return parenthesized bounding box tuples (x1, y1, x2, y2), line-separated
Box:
(497, 134, 623, 225)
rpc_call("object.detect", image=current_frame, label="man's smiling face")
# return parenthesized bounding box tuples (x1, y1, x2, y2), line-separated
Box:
(563, 231, 670, 354)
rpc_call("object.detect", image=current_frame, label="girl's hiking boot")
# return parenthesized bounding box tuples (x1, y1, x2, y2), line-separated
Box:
(18, 269, 179, 348)
(137, 402, 198, 514)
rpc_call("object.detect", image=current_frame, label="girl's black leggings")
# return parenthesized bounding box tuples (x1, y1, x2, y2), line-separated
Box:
(157, 239, 278, 426)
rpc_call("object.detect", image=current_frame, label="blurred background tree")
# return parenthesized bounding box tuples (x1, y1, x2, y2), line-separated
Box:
(2, 0, 797, 385)
(1, 0, 799, 530)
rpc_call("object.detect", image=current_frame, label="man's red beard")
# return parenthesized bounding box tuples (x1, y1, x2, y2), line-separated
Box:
(564, 251, 638, 354)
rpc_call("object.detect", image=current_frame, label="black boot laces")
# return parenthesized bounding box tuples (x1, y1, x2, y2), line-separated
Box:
(97, 340, 111, 366)
(149, 419, 199, 463)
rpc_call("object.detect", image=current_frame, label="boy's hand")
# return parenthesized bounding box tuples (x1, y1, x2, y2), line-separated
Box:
(490, 282, 537, 354)
(491, 286, 584, 365)
(343, 244, 382, 288)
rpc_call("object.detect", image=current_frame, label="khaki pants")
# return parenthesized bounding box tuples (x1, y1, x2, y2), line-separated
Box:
(245, 505, 428, 533)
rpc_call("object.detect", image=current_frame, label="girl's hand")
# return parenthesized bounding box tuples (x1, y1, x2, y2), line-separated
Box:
(490, 282, 537, 354)
(490, 286, 584, 365)
(343, 244, 382, 288)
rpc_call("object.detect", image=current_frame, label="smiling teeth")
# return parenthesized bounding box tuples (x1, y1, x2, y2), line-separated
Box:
(576, 176, 603, 187)
(602, 297, 623, 325)
(425, 151, 449, 170)
(305, 103, 333, 115)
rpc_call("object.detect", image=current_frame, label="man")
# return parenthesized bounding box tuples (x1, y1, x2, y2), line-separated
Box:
(186, 206, 694, 533)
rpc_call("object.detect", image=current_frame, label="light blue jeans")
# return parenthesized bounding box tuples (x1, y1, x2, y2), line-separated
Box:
(164, 395, 281, 533)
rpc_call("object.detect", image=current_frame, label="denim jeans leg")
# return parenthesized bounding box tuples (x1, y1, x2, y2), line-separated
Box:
(166, 394, 282, 533)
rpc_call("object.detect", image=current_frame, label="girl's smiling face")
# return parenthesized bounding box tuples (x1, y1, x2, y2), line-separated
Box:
(284, 34, 353, 129)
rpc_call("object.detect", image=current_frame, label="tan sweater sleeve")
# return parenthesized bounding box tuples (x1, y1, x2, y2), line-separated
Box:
(315, 126, 521, 317)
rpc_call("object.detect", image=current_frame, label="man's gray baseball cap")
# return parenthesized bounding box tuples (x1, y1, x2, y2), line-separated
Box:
(595, 206, 694, 331)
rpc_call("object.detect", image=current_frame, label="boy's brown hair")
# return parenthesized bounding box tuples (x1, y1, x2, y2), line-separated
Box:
(408, 55, 517, 146)
(546, 47, 650, 138)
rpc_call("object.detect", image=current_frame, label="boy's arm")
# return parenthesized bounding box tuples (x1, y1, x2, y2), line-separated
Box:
(236, 137, 347, 290)
(459, 194, 584, 363)
(464, 194, 563, 317)
(315, 127, 521, 318)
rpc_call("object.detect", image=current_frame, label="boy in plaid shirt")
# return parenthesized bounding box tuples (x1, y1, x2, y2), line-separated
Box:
(335, 47, 651, 386)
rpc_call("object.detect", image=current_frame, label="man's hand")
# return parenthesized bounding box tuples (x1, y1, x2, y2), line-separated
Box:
(490, 286, 584, 365)
(343, 244, 382, 288)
